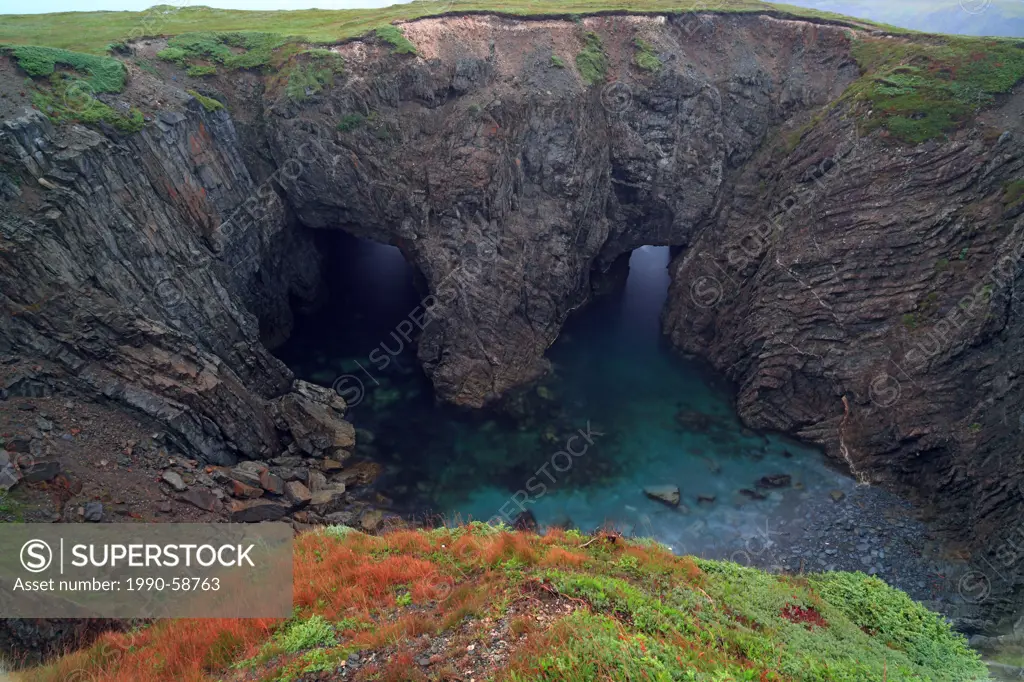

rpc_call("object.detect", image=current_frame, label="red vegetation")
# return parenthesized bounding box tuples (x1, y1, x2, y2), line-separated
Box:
(780, 603, 828, 629)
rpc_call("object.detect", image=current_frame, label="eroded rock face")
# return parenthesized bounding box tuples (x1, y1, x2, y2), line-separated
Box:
(268, 13, 858, 406)
(0, 99, 341, 465)
(662, 98, 1024, 630)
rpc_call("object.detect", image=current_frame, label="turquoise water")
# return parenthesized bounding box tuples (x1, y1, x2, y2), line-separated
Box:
(276, 236, 855, 559)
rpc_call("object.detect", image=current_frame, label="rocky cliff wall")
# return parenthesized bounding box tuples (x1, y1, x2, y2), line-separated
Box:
(268, 13, 858, 405)
(0, 97, 337, 465)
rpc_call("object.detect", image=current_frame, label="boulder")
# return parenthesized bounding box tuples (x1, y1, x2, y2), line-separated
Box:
(307, 470, 328, 493)
(160, 470, 187, 492)
(237, 461, 269, 475)
(830, 490, 846, 502)
(309, 485, 347, 515)
(697, 494, 716, 504)
(0, 463, 21, 491)
(360, 509, 384, 532)
(228, 499, 290, 523)
(283, 481, 312, 509)
(643, 485, 681, 507)
(512, 510, 538, 532)
(738, 488, 767, 501)
(228, 479, 264, 499)
(83, 502, 103, 522)
(227, 468, 262, 489)
(321, 459, 344, 473)
(259, 470, 285, 496)
(180, 486, 222, 512)
(21, 459, 61, 483)
(332, 461, 381, 488)
(271, 382, 355, 456)
(324, 510, 357, 526)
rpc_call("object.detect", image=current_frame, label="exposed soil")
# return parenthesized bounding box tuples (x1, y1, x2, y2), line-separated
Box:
(0, 358, 222, 524)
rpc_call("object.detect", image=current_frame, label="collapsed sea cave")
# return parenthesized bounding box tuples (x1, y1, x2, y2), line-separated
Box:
(271, 232, 964, 600)
(6, 7, 1024, 672)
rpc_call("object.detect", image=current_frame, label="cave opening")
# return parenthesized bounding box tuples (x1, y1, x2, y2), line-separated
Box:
(274, 229, 425, 380)
(274, 238, 856, 555)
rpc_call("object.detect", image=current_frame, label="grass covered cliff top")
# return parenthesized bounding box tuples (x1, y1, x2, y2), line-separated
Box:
(19, 524, 985, 682)
(2, 3, 1023, 146)
(0, 0, 895, 55)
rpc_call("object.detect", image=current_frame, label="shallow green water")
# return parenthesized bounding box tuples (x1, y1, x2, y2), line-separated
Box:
(276, 235, 855, 558)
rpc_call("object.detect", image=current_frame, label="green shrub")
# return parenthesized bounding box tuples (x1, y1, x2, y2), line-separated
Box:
(186, 64, 216, 77)
(186, 89, 224, 112)
(632, 38, 661, 72)
(575, 31, 607, 86)
(375, 25, 417, 55)
(155, 47, 188, 65)
(10, 45, 126, 92)
(550, 54, 565, 68)
(336, 113, 365, 132)
(157, 31, 290, 71)
(276, 615, 336, 653)
(807, 572, 983, 678)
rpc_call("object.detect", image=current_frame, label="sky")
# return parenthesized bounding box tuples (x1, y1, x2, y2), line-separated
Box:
(0, 0, 402, 12)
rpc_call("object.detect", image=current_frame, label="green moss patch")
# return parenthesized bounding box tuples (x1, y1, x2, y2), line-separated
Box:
(375, 25, 417, 55)
(157, 31, 291, 71)
(283, 50, 344, 101)
(8, 45, 126, 92)
(575, 31, 608, 85)
(632, 37, 661, 72)
(186, 89, 224, 112)
(31, 73, 143, 132)
(185, 64, 216, 77)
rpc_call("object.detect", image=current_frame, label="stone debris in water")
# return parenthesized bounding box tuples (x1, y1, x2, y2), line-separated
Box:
(644, 485, 681, 507)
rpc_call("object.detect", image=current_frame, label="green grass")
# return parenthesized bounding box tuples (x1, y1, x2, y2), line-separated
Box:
(30, 73, 143, 132)
(0, 1, 890, 56)
(575, 31, 608, 85)
(185, 64, 216, 77)
(632, 37, 661, 72)
(0, 489, 24, 521)
(6, 45, 125, 92)
(848, 35, 1024, 143)
(16, 527, 985, 682)
(284, 51, 344, 101)
(550, 54, 566, 68)
(374, 25, 417, 55)
(186, 89, 224, 112)
(156, 31, 291, 71)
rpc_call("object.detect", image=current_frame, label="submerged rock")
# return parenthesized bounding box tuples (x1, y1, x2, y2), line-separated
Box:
(644, 485, 681, 507)
(756, 474, 792, 489)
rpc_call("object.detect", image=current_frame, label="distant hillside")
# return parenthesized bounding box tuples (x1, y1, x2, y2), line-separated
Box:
(784, 0, 1024, 36)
